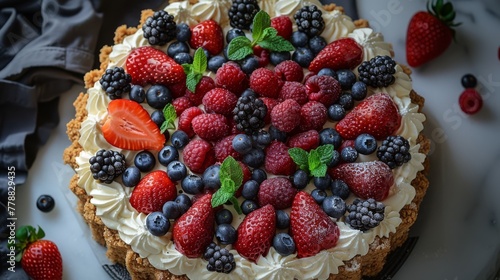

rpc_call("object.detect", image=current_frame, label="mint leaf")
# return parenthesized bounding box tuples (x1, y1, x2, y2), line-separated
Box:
(192, 48, 207, 73)
(308, 149, 321, 172)
(186, 71, 201, 92)
(183, 48, 207, 92)
(310, 164, 327, 178)
(252, 10, 271, 42)
(289, 147, 309, 171)
(220, 156, 243, 187)
(227, 36, 253, 60)
(221, 177, 236, 193)
(160, 103, 177, 133)
(229, 196, 242, 215)
(316, 144, 334, 165)
(258, 34, 295, 52)
(261, 27, 278, 40)
(212, 189, 234, 208)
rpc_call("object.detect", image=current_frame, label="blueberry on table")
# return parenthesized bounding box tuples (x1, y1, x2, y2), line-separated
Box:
(241, 180, 260, 199)
(129, 85, 146, 103)
(167, 41, 190, 58)
(461, 73, 477, 88)
(275, 210, 290, 229)
(311, 189, 327, 205)
(241, 199, 258, 215)
(36, 194, 55, 212)
(162, 201, 182, 219)
(292, 47, 314, 68)
(175, 23, 191, 42)
(150, 110, 165, 129)
(202, 164, 221, 190)
(232, 134, 253, 155)
(291, 169, 309, 189)
(331, 179, 350, 200)
(351, 81, 367, 101)
(167, 161, 187, 181)
(341, 146, 358, 163)
(328, 104, 346, 121)
(250, 168, 267, 184)
(313, 174, 332, 191)
(175, 194, 192, 214)
(336, 69, 357, 90)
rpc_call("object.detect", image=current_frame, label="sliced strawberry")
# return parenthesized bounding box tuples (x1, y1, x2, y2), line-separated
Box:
(189, 20, 224, 56)
(102, 99, 166, 151)
(129, 170, 177, 214)
(126, 46, 185, 86)
(234, 204, 276, 262)
(329, 161, 394, 201)
(336, 93, 401, 140)
(173, 193, 215, 258)
(290, 191, 340, 258)
(308, 38, 363, 73)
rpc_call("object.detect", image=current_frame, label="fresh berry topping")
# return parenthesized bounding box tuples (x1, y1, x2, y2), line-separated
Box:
(145, 84, 172, 109)
(265, 140, 296, 176)
(354, 133, 378, 155)
(241, 180, 260, 199)
(192, 113, 230, 142)
(258, 177, 297, 210)
(36, 194, 55, 212)
(268, 124, 287, 142)
(130, 170, 176, 214)
(309, 38, 363, 73)
(461, 73, 477, 88)
(291, 169, 309, 189)
(126, 46, 185, 86)
(242, 147, 265, 168)
(260, 97, 279, 124)
(292, 47, 315, 68)
(287, 130, 320, 151)
(271, 15, 293, 40)
(178, 106, 203, 138)
(173, 193, 215, 258)
(322, 195, 346, 219)
(337, 93, 354, 110)
(99, 67, 131, 99)
(290, 191, 340, 258)
(308, 35, 327, 55)
(203, 242, 236, 273)
(183, 139, 216, 174)
(311, 188, 327, 204)
(175, 194, 192, 214)
(226, 28, 246, 43)
(327, 104, 345, 121)
(142, 10, 176, 45)
(134, 150, 156, 172)
(273, 232, 296, 256)
(173, 51, 192, 64)
(171, 130, 190, 150)
(167, 41, 190, 58)
(252, 130, 272, 148)
(229, 0, 260, 30)
(89, 149, 127, 183)
(162, 200, 182, 219)
(172, 97, 193, 116)
(146, 212, 170, 236)
(208, 55, 228, 72)
(294, 5, 325, 37)
(317, 68, 337, 78)
(232, 133, 253, 154)
(357, 55, 397, 88)
(274, 60, 304, 83)
(122, 166, 141, 188)
(251, 168, 267, 183)
(319, 128, 342, 147)
(241, 199, 259, 214)
(459, 88, 483, 114)
(299, 101, 328, 131)
(181, 174, 204, 195)
(175, 23, 191, 42)
(340, 146, 358, 163)
(129, 84, 146, 103)
(345, 198, 385, 231)
(313, 174, 332, 191)
(249, 67, 283, 98)
(305, 75, 341, 106)
(275, 209, 290, 229)
(278, 81, 307, 104)
(252, 45, 270, 67)
(336, 69, 357, 90)
(270, 99, 301, 133)
(215, 223, 237, 245)
(330, 161, 394, 201)
(166, 160, 188, 181)
(186, 76, 215, 106)
(234, 204, 276, 262)
(377, 135, 411, 168)
(232, 95, 268, 134)
(214, 135, 242, 162)
(215, 208, 234, 225)
(240, 55, 260, 74)
(290, 31, 308, 47)
(331, 179, 350, 199)
(351, 81, 368, 101)
(336, 93, 401, 140)
(215, 62, 249, 95)
(202, 88, 238, 116)
(190, 20, 224, 55)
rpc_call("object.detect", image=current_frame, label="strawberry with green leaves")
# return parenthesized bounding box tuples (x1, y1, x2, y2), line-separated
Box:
(406, 0, 460, 67)
(16, 226, 63, 280)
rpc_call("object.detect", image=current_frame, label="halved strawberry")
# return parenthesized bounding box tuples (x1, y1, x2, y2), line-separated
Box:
(189, 20, 224, 56)
(102, 99, 165, 151)
(308, 38, 363, 73)
(336, 93, 401, 140)
(129, 170, 177, 214)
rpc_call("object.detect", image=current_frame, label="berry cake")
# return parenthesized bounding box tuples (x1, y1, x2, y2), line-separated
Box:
(63, 0, 430, 279)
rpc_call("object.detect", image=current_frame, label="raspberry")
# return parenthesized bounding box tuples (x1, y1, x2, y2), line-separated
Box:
(167, 81, 187, 99)
(278, 81, 308, 104)
(185, 76, 215, 106)
(305, 75, 341, 106)
(178, 107, 203, 138)
(202, 88, 238, 116)
(299, 101, 327, 131)
(183, 139, 216, 174)
(215, 62, 248, 95)
(265, 141, 296, 176)
(258, 177, 297, 210)
(274, 60, 304, 82)
(253, 45, 270, 67)
(250, 68, 283, 98)
(271, 15, 293, 40)
(287, 130, 320, 151)
(270, 99, 301, 133)
(214, 135, 241, 162)
(260, 97, 279, 124)
(192, 113, 230, 141)
(172, 97, 193, 115)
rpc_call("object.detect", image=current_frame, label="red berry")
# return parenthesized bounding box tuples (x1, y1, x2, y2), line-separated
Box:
(270, 99, 301, 132)
(168, 81, 187, 99)
(214, 134, 241, 162)
(250, 67, 283, 98)
(183, 139, 216, 174)
(271, 15, 293, 40)
(258, 177, 297, 210)
(202, 88, 238, 116)
(191, 113, 230, 142)
(130, 170, 177, 214)
(253, 45, 270, 67)
(309, 38, 363, 73)
(189, 20, 224, 55)
(265, 141, 296, 176)
(459, 88, 483, 114)
(260, 97, 279, 124)
(287, 130, 320, 151)
(185, 76, 215, 106)
(172, 97, 193, 116)
(178, 106, 203, 138)
(274, 60, 304, 82)
(215, 62, 248, 95)
(305, 75, 341, 106)
(299, 101, 328, 131)
(278, 81, 308, 105)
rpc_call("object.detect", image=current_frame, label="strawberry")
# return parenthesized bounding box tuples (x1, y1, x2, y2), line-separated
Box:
(290, 191, 340, 258)
(329, 161, 394, 201)
(102, 99, 166, 151)
(406, 0, 460, 67)
(129, 170, 177, 214)
(308, 38, 363, 73)
(189, 20, 224, 56)
(17, 226, 63, 280)
(173, 193, 215, 258)
(126, 46, 185, 86)
(234, 204, 276, 262)
(336, 93, 401, 140)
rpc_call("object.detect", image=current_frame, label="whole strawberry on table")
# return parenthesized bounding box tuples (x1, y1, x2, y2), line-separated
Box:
(16, 225, 63, 280)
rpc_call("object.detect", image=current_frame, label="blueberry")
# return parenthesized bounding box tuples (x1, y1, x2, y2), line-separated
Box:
(240, 55, 259, 74)
(317, 68, 337, 79)
(341, 146, 358, 163)
(292, 47, 314, 68)
(202, 164, 221, 190)
(269, 51, 291, 66)
(215, 208, 233, 225)
(173, 52, 193, 64)
(269, 125, 287, 142)
(242, 147, 265, 168)
(175, 193, 192, 214)
(461, 73, 477, 88)
(226, 28, 245, 43)
(327, 104, 345, 121)
(215, 224, 237, 244)
(331, 179, 350, 200)
(291, 169, 309, 189)
(241, 199, 258, 215)
(322, 196, 346, 218)
(146, 212, 170, 236)
(176, 23, 191, 42)
(167, 41, 190, 58)
(252, 130, 271, 148)
(319, 128, 342, 148)
(354, 133, 377, 155)
(181, 174, 204, 194)
(36, 194, 55, 212)
(351, 81, 367, 101)
(158, 145, 179, 166)
(151, 110, 165, 129)
(122, 166, 141, 187)
(232, 134, 253, 154)
(313, 174, 332, 191)
(308, 36, 327, 54)
(276, 210, 290, 229)
(273, 233, 296, 256)
(327, 150, 341, 168)
(241, 88, 256, 99)
(167, 160, 187, 181)
(134, 150, 156, 172)
(290, 31, 308, 47)
(171, 130, 189, 149)
(208, 55, 227, 72)
(251, 168, 267, 184)
(241, 180, 259, 199)
(146, 84, 172, 109)
(223, 45, 230, 60)
(129, 85, 146, 103)
(336, 69, 356, 90)
(311, 189, 327, 204)
(338, 93, 354, 110)
(162, 201, 182, 219)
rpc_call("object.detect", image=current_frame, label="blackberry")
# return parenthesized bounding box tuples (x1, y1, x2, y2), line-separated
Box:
(89, 149, 127, 183)
(142, 10, 176, 46)
(99, 67, 132, 100)
(377, 135, 411, 169)
(232, 94, 267, 135)
(357, 55, 397, 88)
(203, 242, 236, 273)
(229, 0, 260, 30)
(345, 198, 385, 232)
(294, 5, 325, 37)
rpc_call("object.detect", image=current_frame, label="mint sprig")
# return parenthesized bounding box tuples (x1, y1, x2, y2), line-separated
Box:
(211, 156, 243, 214)
(227, 10, 294, 61)
(160, 103, 177, 133)
(288, 144, 334, 178)
(182, 48, 207, 92)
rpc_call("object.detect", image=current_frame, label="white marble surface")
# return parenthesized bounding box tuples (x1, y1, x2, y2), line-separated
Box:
(15, 0, 500, 279)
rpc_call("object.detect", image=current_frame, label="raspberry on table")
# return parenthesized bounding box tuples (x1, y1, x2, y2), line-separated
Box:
(274, 60, 304, 83)
(250, 67, 283, 98)
(215, 62, 249, 95)
(287, 130, 320, 151)
(271, 15, 293, 40)
(191, 113, 230, 142)
(270, 99, 301, 133)
(264, 141, 296, 176)
(202, 88, 238, 116)
(183, 139, 216, 174)
(299, 101, 327, 131)
(279, 81, 308, 105)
